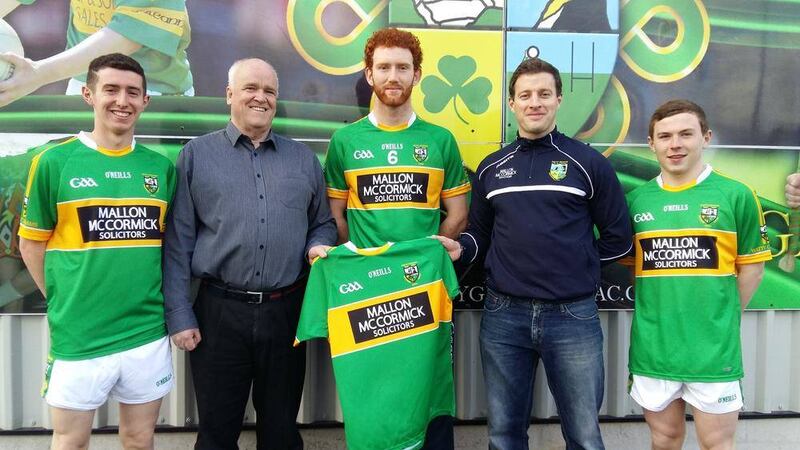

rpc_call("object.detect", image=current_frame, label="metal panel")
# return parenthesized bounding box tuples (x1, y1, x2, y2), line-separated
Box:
(1, 310, 798, 430)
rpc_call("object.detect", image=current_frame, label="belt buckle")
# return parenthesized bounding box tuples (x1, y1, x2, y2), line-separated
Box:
(246, 290, 263, 304)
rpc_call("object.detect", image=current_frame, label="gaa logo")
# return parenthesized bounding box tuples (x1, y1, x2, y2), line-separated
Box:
(353, 150, 374, 160)
(69, 177, 99, 188)
(339, 281, 364, 294)
(634, 212, 655, 223)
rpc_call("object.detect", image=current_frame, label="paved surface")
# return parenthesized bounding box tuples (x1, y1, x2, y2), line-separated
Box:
(2, 419, 800, 449)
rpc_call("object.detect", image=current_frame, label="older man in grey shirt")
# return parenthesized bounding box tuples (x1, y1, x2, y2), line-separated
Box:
(163, 58, 336, 450)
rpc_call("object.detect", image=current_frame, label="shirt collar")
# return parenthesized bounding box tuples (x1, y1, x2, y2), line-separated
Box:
(367, 112, 417, 131)
(78, 131, 136, 157)
(516, 127, 559, 151)
(224, 121, 276, 150)
(657, 164, 713, 191)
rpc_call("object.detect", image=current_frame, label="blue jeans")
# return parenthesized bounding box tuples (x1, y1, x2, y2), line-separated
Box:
(480, 289, 605, 450)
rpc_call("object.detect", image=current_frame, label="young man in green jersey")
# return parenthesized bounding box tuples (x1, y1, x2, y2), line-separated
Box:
(626, 100, 771, 450)
(0, 0, 193, 107)
(18, 54, 175, 450)
(323, 27, 469, 447)
(325, 27, 470, 248)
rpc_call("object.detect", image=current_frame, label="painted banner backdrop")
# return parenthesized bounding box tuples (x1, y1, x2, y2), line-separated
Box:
(0, 0, 798, 312)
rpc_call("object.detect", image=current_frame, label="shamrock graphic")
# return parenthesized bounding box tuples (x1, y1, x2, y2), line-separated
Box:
(421, 55, 492, 124)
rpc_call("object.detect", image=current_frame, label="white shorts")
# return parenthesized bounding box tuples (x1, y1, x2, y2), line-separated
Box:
(629, 374, 743, 414)
(43, 336, 173, 411)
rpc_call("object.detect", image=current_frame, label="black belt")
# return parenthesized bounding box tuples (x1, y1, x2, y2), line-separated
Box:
(202, 277, 305, 304)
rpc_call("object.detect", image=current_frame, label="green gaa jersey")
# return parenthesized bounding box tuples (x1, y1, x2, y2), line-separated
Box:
(20, 0, 192, 95)
(19, 133, 175, 360)
(295, 237, 458, 450)
(626, 166, 771, 381)
(325, 112, 470, 247)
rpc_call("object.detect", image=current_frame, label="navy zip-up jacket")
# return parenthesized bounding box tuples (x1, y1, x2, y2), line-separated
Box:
(459, 128, 632, 302)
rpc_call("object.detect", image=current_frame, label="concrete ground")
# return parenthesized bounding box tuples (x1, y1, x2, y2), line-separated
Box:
(1, 419, 799, 449)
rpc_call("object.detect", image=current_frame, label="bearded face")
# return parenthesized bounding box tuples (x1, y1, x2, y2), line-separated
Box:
(366, 46, 420, 109)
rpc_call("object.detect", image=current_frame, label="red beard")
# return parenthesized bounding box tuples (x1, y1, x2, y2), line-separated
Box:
(373, 83, 413, 107)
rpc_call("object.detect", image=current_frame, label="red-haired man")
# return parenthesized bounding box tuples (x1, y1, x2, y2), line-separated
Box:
(314, 27, 470, 449)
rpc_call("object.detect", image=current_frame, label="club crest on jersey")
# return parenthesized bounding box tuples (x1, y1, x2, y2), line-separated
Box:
(143, 174, 159, 194)
(700, 204, 719, 224)
(549, 161, 568, 181)
(760, 224, 769, 243)
(413, 145, 428, 163)
(403, 262, 420, 284)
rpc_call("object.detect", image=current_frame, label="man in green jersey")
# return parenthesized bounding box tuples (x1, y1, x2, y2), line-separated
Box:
(626, 100, 771, 450)
(0, 0, 192, 107)
(324, 27, 469, 446)
(18, 54, 175, 450)
(325, 27, 470, 248)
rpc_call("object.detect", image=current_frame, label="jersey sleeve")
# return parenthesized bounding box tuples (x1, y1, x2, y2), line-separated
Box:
(440, 132, 471, 199)
(734, 186, 772, 265)
(108, 0, 188, 56)
(18, 151, 57, 241)
(617, 190, 640, 267)
(323, 132, 349, 200)
(422, 238, 457, 324)
(437, 241, 460, 302)
(295, 258, 331, 344)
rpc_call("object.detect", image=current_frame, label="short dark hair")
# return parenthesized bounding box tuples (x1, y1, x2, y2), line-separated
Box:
(648, 99, 709, 137)
(508, 57, 562, 98)
(86, 53, 147, 92)
(364, 28, 423, 71)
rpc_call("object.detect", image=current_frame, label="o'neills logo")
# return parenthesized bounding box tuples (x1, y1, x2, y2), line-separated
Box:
(77, 205, 161, 242)
(640, 236, 719, 270)
(356, 172, 429, 204)
(348, 292, 434, 343)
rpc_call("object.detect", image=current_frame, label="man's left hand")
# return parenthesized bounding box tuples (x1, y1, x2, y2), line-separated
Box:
(432, 235, 462, 262)
(307, 245, 333, 264)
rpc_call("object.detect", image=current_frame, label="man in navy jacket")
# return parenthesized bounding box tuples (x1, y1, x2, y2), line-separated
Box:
(437, 58, 631, 449)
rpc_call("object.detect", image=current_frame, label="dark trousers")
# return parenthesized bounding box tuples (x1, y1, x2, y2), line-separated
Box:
(191, 283, 306, 450)
(422, 415, 455, 450)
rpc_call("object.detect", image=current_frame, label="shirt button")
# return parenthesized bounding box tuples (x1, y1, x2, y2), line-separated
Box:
(257, 173, 261, 178)
(256, 271, 260, 276)
(259, 195, 264, 199)
(261, 219, 265, 223)
(259, 245, 264, 250)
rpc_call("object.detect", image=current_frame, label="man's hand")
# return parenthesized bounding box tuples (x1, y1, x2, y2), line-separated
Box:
(0, 53, 42, 107)
(432, 235, 462, 262)
(307, 245, 333, 264)
(786, 173, 800, 208)
(171, 328, 202, 351)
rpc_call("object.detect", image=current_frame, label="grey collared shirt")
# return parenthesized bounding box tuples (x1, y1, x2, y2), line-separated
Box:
(163, 121, 337, 335)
